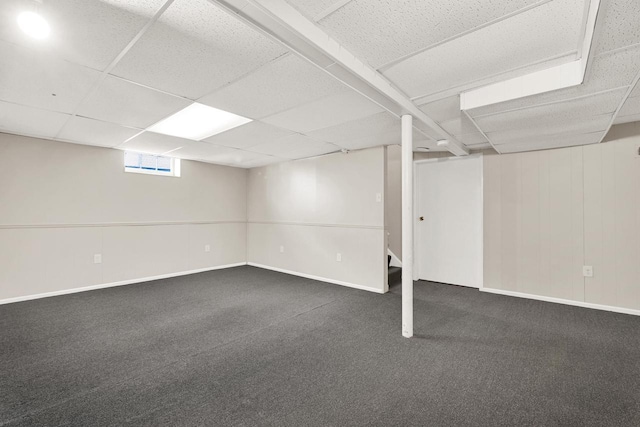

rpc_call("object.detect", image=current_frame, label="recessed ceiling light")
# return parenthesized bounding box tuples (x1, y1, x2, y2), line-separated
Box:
(148, 103, 252, 141)
(436, 140, 449, 147)
(17, 11, 50, 39)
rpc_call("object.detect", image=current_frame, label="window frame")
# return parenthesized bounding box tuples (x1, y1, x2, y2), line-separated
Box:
(123, 151, 181, 178)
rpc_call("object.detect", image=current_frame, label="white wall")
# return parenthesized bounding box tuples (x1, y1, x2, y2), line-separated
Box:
(483, 122, 640, 312)
(0, 133, 247, 301)
(386, 145, 402, 260)
(247, 147, 387, 293)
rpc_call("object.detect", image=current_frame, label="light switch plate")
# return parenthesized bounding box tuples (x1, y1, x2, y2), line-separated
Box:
(204, 244, 210, 253)
(94, 254, 102, 264)
(336, 253, 342, 262)
(280, 246, 284, 253)
(583, 265, 593, 277)
(376, 193, 382, 202)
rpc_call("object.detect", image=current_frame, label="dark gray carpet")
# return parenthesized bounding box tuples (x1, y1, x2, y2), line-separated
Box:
(1, 266, 639, 426)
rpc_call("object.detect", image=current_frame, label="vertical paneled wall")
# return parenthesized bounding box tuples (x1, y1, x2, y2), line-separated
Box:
(247, 147, 387, 293)
(483, 122, 640, 311)
(583, 124, 640, 310)
(0, 133, 248, 301)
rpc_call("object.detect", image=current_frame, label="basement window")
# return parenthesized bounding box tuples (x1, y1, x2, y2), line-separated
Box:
(124, 152, 181, 177)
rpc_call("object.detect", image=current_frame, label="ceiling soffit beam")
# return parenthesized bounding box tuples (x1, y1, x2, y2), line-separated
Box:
(208, 0, 469, 156)
(460, 0, 602, 111)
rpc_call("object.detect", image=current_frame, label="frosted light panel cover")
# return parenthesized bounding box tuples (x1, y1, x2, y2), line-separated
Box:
(148, 103, 252, 140)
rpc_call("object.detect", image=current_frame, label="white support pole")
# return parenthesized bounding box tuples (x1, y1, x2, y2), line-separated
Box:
(401, 115, 414, 338)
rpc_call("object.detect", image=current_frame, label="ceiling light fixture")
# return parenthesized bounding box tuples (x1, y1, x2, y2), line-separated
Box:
(148, 103, 252, 141)
(17, 1, 50, 40)
(436, 140, 449, 147)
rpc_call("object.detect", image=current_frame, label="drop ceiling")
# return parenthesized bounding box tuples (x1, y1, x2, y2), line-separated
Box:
(0, 0, 638, 168)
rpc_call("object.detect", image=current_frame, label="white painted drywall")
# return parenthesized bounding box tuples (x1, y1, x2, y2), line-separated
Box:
(386, 145, 402, 261)
(247, 147, 387, 292)
(483, 122, 640, 311)
(0, 133, 247, 301)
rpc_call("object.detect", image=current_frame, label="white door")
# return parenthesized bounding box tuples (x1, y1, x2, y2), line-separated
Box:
(415, 155, 482, 288)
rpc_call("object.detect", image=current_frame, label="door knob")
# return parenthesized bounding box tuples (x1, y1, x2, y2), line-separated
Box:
(419, 216, 424, 221)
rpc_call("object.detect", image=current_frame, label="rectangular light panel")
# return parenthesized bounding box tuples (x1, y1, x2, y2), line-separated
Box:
(148, 102, 252, 140)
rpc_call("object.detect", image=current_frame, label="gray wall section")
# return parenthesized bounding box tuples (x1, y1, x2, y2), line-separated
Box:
(0, 133, 248, 301)
(483, 122, 640, 311)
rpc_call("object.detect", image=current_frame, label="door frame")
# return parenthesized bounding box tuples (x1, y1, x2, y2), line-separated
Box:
(413, 153, 484, 289)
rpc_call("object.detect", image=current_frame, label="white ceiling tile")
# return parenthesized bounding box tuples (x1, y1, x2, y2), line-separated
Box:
(286, 0, 344, 20)
(487, 115, 611, 144)
(203, 121, 294, 149)
(458, 132, 488, 146)
(281, 141, 339, 160)
(338, 130, 401, 150)
(0, 0, 164, 70)
(198, 54, 348, 119)
(199, 148, 268, 166)
(419, 96, 462, 123)
(593, 0, 640, 54)
(306, 112, 399, 144)
(167, 141, 238, 161)
(249, 133, 337, 158)
(467, 46, 640, 117)
(111, 0, 287, 99)
(0, 101, 70, 139)
(57, 116, 140, 148)
(412, 121, 445, 141)
(0, 40, 101, 114)
(439, 116, 481, 138)
(383, 0, 584, 99)
(240, 155, 287, 169)
(475, 89, 625, 134)
(613, 113, 640, 125)
(497, 131, 604, 153)
(617, 96, 640, 119)
(261, 91, 383, 133)
(318, 0, 542, 68)
(76, 75, 191, 129)
(118, 131, 191, 154)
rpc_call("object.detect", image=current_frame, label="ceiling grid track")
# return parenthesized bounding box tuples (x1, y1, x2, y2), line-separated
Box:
(598, 67, 640, 143)
(460, 0, 601, 112)
(377, 0, 557, 72)
(471, 85, 630, 119)
(209, 0, 469, 155)
(312, 0, 353, 22)
(53, 0, 176, 140)
(462, 110, 501, 154)
(412, 50, 578, 106)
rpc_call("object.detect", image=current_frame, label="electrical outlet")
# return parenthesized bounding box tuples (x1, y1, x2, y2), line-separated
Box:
(376, 193, 382, 202)
(204, 244, 210, 253)
(94, 254, 102, 264)
(336, 253, 342, 262)
(583, 265, 593, 277)
(280, 246, 284, 253)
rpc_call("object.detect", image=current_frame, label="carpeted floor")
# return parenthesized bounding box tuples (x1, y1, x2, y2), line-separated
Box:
(1, 266, 639, 426)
